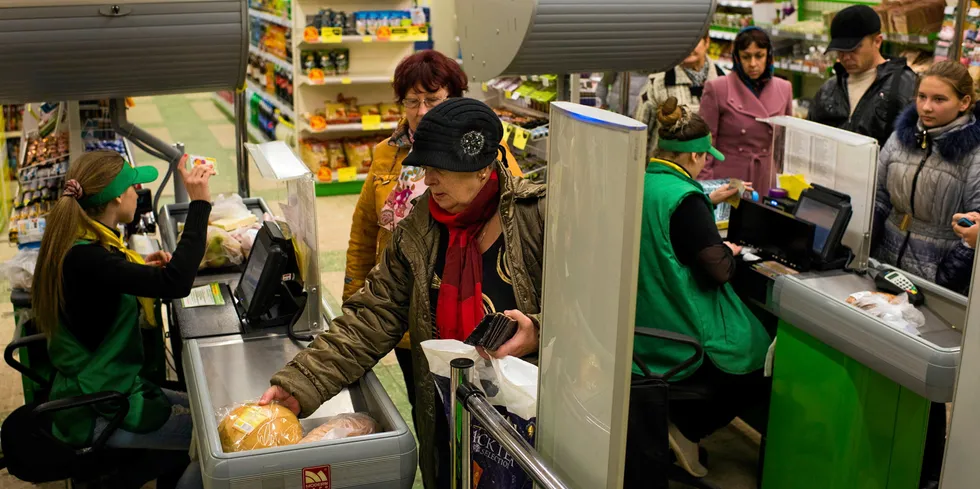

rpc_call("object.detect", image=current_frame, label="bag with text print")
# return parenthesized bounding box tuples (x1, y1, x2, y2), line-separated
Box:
(422, 340, 537, 489)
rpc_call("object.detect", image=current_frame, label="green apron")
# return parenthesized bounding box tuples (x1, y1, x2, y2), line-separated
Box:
(633, 161, 770, 379)
(47, 242, 172, 446)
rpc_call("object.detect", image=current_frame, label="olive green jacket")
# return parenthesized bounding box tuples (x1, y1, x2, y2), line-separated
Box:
(272, 160, 546, 488)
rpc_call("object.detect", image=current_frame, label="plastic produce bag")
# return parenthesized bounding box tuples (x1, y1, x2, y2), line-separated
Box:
(230, 225, 260, 258)
(0, 249, 39, 290)
(422, 340, 538, 489)
(846, 291, 926, 335)
(209, 194, 252, 224)
(216, 402, 303, 453)
(299, 412, 378, 444)
(201, 225, 244, 269)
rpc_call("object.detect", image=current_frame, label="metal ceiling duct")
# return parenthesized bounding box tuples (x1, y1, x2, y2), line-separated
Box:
(455, 0, 716, 82)
(0, 0, 247, 104)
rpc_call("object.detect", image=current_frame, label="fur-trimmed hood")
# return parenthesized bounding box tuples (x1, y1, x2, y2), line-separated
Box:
(895, 103, 980, 162)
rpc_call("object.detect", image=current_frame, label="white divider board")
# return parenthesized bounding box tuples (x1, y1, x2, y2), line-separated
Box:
(762, 116, 879, 267)
(537, 103, 646, 489)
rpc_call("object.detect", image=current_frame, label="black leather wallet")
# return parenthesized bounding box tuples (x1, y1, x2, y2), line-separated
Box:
(464, 312, 518, 351)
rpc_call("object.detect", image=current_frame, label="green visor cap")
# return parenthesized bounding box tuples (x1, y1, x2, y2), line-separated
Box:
(79, 163, 159, 209)
(658, 134, 726, 162)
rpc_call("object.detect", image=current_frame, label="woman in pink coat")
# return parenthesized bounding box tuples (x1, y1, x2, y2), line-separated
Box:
(699, 27, 793, 195)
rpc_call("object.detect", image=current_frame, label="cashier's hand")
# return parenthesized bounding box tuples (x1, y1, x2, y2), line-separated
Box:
(176, 154, 216, 203)
(145, 251, 172, 268)
(724, 241, 743, 256)
(259, 386, 301, 416)
(709, 182, 754, 205)
(952, 212, 980, 248)
(487, 310, 539, 359)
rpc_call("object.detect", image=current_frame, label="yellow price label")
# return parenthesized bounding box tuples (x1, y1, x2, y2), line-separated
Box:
(512, 128, 530, 150)
(504, 90, 513, 100)
(502, 123, 514, 142)
(320, 27, 343, 43)
(481, 83, 489, 92)
(361, 114, 382, 131)
(341, 77, 352, 85)
(362, 36, 374, 43)
(338, 167, 358, 183)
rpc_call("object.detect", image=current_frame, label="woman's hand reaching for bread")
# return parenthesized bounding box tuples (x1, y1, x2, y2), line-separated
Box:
(176, 154, 216, 203)
(259, 385, 301, 416)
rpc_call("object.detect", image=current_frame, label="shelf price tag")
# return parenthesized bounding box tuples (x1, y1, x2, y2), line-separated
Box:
(308, 69, 325, 84)
(502, 123, 514, 142)
(338, 167, 358, 182)
(341, 77, 352, 85)
(361, 115, 382, 131)
(482, 83, 489, 92)
(512, 128, 530, 150)
(362, 36, 373, 43)
(504, 90, 513, 100)
(376, 26, 392, 41)
(303, 26, 320, 43)
(320, 27, 343, 43)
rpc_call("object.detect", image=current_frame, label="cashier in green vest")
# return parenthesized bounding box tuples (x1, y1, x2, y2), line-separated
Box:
(32, 151, 215, 489)
(629, 97, 772, 479)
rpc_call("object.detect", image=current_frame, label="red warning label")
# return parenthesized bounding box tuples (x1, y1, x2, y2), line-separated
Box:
(302, 465, 331, 489)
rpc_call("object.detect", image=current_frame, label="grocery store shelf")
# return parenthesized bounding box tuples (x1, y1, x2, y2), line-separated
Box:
(247, 120, 271, 144)
(709, 29, 738, 41)
(246, 81, 295, 119)
(883, 33, 935, 45)
(300, 74, 393, 86)
(248, 45, 293, 72)
(718, 0, 753, 7)
(768, 28, 934, 46)
(774, 61, 829, 78)
(301, 121, 399, 134)
(248, 8, 291, 28)
(3, 131, 22, 139)
(768, 28, 828, 42)
(302, 35, 422, 46)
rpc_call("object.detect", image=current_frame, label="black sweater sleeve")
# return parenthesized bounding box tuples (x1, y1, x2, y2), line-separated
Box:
(63, 200, 212, 300)
(669, 194, 736, 288)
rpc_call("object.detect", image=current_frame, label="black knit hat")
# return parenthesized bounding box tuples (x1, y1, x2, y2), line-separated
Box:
(402, 98, 503, 172)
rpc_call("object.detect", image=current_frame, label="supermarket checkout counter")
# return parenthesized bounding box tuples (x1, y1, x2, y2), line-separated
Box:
(726, 194, 963, 489)
(163, 212, 417, 488)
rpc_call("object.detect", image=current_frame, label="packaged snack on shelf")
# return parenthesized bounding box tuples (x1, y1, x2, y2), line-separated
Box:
(344, 139, 373, 173)
(301, 139, 329, 168)
(358, 104, 381, 118)
(333, 48, 350, 74)
(327, 140, 348, 168)
(217, 402, 303, 453)
(300, 413, 379, 444)
(325, 102, 349, 124)
(379, 103, 402, 122)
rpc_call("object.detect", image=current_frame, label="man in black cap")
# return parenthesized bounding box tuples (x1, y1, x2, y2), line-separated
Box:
(808, 4, 916, 147)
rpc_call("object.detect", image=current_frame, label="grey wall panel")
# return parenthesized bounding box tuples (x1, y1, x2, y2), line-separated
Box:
(457, 0, 715, 81)
(0, 0, 247, 103)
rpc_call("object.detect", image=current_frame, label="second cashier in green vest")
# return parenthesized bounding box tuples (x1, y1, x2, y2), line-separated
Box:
(629, 97, 773, 480)
(32, 151, 215, 489)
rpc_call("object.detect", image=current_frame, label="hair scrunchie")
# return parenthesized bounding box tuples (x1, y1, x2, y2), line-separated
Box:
(62, 179, 84, 200)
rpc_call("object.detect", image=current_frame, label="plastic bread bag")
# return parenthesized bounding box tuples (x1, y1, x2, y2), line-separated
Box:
(229, 224, 261, 258)
(200, 225, 244, 269)
(422, 340, 538, 489)
(0, 248, 39, 290)
(216, 401, 304, 453)
(299, 412, 379, 444)
(209, 194, 252, 224)
(846, 291, 926, 335)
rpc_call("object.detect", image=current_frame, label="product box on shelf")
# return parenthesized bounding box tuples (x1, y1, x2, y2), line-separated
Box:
(300, 135, 386, 182)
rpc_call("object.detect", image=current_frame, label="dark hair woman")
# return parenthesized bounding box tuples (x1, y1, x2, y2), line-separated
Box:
(33, 151, 215, 489)
(342, 50, 523, 422)
(699, 27, 793, 195)
(626, 97, 772, 482)
(261, 98, 546, 489)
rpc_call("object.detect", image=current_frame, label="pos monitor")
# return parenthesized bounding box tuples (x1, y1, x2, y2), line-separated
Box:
(793, 185, 852, 265)
(234, 221, 306, 332)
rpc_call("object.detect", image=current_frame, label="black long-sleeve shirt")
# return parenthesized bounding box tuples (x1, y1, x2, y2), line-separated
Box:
(61, 201, 212, 351)
(669, 194, 736, 289)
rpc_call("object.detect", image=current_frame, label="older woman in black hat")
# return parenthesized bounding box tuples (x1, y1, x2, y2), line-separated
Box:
(259, 98, 546, 488)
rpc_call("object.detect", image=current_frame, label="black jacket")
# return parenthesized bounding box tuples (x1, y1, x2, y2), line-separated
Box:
(808, 58, 917, 148)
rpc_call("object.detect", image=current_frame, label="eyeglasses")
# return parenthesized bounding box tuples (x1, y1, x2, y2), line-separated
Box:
(402, 96, 447, 109)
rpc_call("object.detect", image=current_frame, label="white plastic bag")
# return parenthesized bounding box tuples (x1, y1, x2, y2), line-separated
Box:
(299, 412, 378, 444)
(209, 194, 252, 223)
(422, 340, 538, 489)
(200, 226, 244, 269)
(230, 225, 261, 258)
(846, 291, 926, 335)
(1, 249, 39, 290)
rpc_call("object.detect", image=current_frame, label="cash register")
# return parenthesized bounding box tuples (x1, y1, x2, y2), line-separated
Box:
(170, 220, 310, 344)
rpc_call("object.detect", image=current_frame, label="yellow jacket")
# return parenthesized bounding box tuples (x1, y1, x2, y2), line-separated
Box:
(343, 124, 523, 348)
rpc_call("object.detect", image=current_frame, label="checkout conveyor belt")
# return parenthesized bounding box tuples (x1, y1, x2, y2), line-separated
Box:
(771, 270, 963, 403)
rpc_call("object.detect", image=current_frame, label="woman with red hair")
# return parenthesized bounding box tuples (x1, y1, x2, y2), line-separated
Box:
(342, 49, 521, 422)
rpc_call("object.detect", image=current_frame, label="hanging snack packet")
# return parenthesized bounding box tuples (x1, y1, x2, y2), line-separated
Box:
(186, 155, 218, 175)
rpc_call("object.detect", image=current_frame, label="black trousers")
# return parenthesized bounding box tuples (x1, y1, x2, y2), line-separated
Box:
(921, 402, 946, 485)
(670, 361, 773, 442)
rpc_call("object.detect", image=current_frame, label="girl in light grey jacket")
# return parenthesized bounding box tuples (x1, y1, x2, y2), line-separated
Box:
(874, 61, 980, 295)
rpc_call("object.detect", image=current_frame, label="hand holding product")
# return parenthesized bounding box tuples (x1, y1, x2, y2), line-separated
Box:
(177, 154, 216, 203)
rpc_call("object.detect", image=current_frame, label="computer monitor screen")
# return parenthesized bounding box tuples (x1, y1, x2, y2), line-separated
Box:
(795, 196, 841, 254)
(729, 200, 815, 270)
(238, 237, 269, 312)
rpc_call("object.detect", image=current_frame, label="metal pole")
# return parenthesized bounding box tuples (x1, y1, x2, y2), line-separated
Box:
(618, 72, 631, 116)
(235, 88, 250, 198)
(450, 358, 474, 489)
(464, 393, 572, 489)
(951, 0, 972, 62)
(556, 75, 569, 102)
(570, 73, 581, 105)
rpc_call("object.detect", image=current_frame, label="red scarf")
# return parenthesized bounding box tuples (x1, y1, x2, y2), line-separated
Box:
(428, 171, 501, 340)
